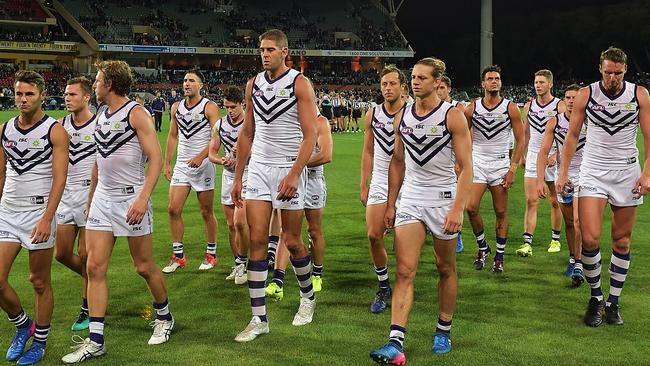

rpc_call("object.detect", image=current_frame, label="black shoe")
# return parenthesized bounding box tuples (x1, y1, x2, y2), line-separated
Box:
(473, 246, 491, 270)
(584, 297, 605, 327)
(370, 287, 392, 314)
(605, 303, 624, 325)
(491, 259, 504, 273)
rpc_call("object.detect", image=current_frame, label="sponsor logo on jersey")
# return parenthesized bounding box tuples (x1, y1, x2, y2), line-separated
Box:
(401, 127, 413, 135)
(374, 122, 385, 129)
(30, 196, 45, 204)
(3, 140, 16, 148)
(591, 104, 605, 111)
(438, 191, 453, 199)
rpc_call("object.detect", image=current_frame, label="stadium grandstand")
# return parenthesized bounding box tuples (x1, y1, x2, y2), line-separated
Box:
(0, 0, 416, 107)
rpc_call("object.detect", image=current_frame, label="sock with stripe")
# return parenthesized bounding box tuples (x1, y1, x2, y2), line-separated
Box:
(606, 249, 630, 306)
(153, 298, 173, 321)
(267, 236, 279, 261)
(388, 324, 406, 350)
(435, 317, 452, 335)
(8, 309, 31, 329)
(551, 229, 561, 241)
(33, 324, 50, 345)
(312, 263, 323, 277)
(581, 247, 603, 301)
(235, 255, 247, 266)
(495, 237, 506, 261)
(272, 269, 285, 288)
(291, 255, 315, 301)
(172, 242, 184, 259)
(375, 266, 390, 289)
(206, 242, 216, 256)
(248, 260, 268, 322)
(523, 232, 533, 245)
(89, 317, 105, 346)
(475, 230, 488, 251)
(80, 297, 89, 318)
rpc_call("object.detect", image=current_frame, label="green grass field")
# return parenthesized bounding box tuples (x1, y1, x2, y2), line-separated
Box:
(0, 109, 648, 365)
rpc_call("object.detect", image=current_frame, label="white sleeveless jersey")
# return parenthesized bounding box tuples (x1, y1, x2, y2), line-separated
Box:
(471, 97, 513, 158)
(1, 115, 58, 211)
(399, 102, 456, 207)
(583, 81, 640, 169)
(450, 100, 460, 107)
(251, 68, 304, 167)
(554, 112, 586, 174)
(94, 101, 147, 199)
(333, 98, 341, 107)
(214, 115, 244, 176)
(527, 97, 560, 154)
(174, 97, 212, 162)
(62, 114, 96, 187)
(371, 104, 398, 182)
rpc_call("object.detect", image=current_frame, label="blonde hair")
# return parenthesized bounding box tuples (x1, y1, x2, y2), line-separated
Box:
(535, 69, 553, 82)
(415, 57, 446, 79)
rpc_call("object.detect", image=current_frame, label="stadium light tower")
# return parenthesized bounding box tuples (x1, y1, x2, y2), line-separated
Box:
(383, 0, 406, 19)
(480, 0, 493, 73)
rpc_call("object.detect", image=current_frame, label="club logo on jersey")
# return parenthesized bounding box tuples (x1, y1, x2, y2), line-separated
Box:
(111, 121, 125, 132)
(401, 127, 413, 135)
(3, 140, 16, 148)
(29, 138, 44, 150)
(276, 88, 290, 99)
(545, 111, 555, 117)
(427, 126, 443, 137)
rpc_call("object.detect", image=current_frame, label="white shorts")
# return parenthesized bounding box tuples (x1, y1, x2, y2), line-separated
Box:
(0, 205, 57, 250)
(221, 170, 248, 206)
(245, 160, 306, 210)
(578, 166, 643, 207)
(171, 159, 216, 192)
(86, 192, 153, 237)
(56, 186, 90, 227)
(394, 202, 456, 241)
(367, 177, 388, 206)
(524, 151, 556, 181)
(473, 154, 510, 186)
(305, 170, 327, 209)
